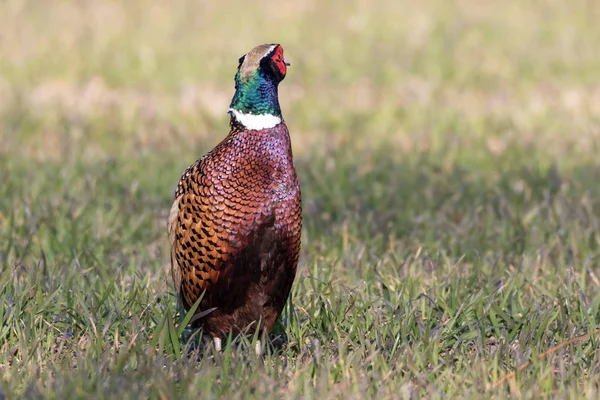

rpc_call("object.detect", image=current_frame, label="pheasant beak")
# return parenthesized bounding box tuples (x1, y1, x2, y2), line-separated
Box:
(284, 57, 291, 67)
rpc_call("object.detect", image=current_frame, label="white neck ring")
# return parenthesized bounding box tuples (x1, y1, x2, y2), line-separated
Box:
(228, 108, 282, 130)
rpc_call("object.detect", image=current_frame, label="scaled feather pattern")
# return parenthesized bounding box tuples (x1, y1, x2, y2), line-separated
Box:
(168, 43, 302, 340)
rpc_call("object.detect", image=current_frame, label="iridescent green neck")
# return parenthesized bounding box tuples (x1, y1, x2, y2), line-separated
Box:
(229, 70, 282, 118)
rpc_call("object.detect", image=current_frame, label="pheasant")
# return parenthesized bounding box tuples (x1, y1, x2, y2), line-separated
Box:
(168, 44, 302, 354)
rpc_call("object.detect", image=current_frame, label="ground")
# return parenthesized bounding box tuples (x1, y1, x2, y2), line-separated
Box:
(1, 0, 600, 398)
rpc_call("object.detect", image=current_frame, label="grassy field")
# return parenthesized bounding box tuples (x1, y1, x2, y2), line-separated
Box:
(1, 0, 600, 398)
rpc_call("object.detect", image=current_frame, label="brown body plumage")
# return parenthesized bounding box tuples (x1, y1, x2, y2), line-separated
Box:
(168, 44, 301, 344)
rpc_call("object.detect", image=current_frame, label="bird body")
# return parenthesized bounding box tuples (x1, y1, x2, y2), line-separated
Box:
(168, 44, 301, 344)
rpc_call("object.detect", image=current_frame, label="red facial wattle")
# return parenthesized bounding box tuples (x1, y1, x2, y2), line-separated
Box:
(270, 46, 287, 76)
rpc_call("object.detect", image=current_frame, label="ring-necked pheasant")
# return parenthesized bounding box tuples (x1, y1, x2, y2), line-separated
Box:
(168, 44, 302, 354)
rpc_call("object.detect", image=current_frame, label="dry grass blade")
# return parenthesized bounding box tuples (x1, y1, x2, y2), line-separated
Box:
(492, 329, 600, 389)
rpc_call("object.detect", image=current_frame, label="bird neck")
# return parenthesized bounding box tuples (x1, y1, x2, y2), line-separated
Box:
(228, 71, 282, 130)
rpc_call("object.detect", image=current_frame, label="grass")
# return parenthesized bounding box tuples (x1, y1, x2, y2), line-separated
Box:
(1, 0, 600, 398)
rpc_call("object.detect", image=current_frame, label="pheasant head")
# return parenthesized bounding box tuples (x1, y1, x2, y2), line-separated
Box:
(228, 44, 290, 130)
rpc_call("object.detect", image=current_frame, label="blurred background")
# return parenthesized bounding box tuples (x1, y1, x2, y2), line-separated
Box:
(2, 0, 600, 269)
(2, 0, 600, 275)
(2, 0, 599, 160)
